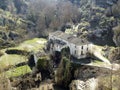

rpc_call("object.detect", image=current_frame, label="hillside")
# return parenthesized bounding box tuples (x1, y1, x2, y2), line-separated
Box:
(0, 0, 120, 90)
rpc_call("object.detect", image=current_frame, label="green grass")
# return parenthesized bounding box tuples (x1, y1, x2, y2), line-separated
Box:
(0, 38, 47, 77)
(0, 54, 27, 69)
(9, 38, 47, 52)
(4, 65, 32, 78)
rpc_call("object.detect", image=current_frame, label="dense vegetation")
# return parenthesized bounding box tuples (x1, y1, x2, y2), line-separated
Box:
(0, 0, 120, 90)
(0, 0, 119, 46)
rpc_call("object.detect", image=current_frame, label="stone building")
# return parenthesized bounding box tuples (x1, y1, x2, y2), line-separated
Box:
(47, 31, 110, 64)
(48, 31, 92, 59)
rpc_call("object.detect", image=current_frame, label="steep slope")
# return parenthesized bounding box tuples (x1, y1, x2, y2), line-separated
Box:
(0, 9, 27, 48)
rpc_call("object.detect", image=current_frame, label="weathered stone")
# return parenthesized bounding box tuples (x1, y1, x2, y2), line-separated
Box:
(69, 78, 98, 90)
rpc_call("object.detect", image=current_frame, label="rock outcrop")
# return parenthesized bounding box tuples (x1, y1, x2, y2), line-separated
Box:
(69, 78, 98, 90)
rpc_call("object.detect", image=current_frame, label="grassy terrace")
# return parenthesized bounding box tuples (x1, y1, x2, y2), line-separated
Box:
(4, 65, 32, 78)
(0, 38, 47, 78)
(8, 38, 47, 52)
(0, 54, 27, 69)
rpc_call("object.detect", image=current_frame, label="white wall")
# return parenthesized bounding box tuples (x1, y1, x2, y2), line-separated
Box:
(49, 34, 92, 59)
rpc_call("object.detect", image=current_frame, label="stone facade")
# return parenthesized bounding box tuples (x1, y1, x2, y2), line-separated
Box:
(48, 31, 92, 59)
(47, 31, 111, 64)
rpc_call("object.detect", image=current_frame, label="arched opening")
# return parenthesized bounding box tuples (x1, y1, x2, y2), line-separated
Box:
(61, 46, 70, 58)
(53, 51, 62, 67)
(53, 47, 71, 68)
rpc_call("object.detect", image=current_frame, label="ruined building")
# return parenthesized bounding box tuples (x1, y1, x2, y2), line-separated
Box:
(47, 31, 110, 64)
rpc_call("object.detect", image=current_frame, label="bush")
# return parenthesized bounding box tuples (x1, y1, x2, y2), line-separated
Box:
(5, 49, 29, 55)
(37, 56, 53, 79)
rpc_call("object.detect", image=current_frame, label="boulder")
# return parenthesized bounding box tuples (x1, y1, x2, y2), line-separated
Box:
(69, 78, 98, 90)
